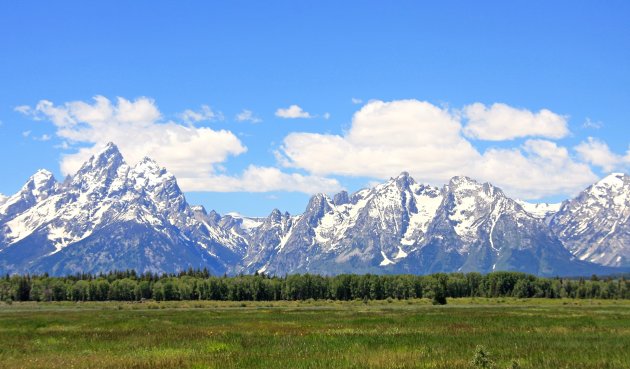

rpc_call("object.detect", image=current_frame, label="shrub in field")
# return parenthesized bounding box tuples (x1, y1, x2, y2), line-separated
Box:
(470, 345, 495, 369)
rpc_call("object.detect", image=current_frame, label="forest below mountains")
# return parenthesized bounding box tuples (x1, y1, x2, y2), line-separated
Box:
(2, 270, 629, 303)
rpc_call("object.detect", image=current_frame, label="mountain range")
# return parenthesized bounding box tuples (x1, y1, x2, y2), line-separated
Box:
(0, 143, 628, 277)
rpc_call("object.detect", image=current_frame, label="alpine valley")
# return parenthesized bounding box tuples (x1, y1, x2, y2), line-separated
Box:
(0, 143, 628, 277)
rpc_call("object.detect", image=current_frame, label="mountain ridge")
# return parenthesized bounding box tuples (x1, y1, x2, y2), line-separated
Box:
(0, 143, 628, 276)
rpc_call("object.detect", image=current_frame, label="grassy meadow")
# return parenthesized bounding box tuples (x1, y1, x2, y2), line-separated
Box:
(0, 298, 629, 369)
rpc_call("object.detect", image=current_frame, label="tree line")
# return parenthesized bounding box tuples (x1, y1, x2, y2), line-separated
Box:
(1, 269, 628, 303)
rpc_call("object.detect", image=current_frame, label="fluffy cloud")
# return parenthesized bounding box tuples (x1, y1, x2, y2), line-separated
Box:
(575, 137, 630, 172)
(477, 140, 597, 198)
(275, 105, 313, 119)
(180, 105, 223, 123)
(462, 102, 569, 141)
(235, 109, 262, 123)
(279, 99, 596, 199)
(180, 165, 342, 194)
(281, 100, 480, 180)
(18, 96, 247, 189)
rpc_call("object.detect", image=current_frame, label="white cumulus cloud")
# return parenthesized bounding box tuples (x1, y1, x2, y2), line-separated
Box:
(575, 137, 630, 172)
(281, 99, 479, 180)
(462, 102, 569, 141)
(275, 105, 313, 119)
(278, 99, 596, 200)
(477, 140, 597, 199)
(18, 96, 247, 189)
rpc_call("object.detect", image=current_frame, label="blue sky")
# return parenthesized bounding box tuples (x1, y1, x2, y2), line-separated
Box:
(1, 1, 629, 216)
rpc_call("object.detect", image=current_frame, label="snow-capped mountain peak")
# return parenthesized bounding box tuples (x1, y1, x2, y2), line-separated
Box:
(70, 143, 127, 195)
(550, 172, 630, 267)
(0, 169, 58, 221)
(598, 172, 628, 187)
(77, 142, 124, 174)
(129, 157, 177, 193)
(392, 171, 414, 189)
(442, 176, 507, 241)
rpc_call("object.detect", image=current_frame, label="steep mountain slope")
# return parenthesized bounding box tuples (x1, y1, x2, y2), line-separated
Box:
(0, 143, 242, 275)
(550, 173, 630, 267)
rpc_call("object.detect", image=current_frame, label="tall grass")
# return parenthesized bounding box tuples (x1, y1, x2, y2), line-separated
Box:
(0, 298, 628, 369)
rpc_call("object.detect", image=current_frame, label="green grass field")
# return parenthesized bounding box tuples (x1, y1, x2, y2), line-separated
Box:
(1, 298, 629, 369)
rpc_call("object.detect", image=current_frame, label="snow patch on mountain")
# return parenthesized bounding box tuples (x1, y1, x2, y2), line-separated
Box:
(516, 200, 562, 219)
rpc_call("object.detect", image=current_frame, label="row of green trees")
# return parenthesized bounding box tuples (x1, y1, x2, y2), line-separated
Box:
(1, 270, 628, 302)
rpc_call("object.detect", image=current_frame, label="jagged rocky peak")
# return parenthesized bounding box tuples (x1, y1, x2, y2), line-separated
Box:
(24, 169, 57, 200)
(306, 193, 333, 213)
(130, 156, 182, 203)
(567, 172, 629, 211)
(333, 190, 349, 206)
(133, 156, 164, 175)
(131, 156, 177, 186)
(304, 193, 334, 226)
(597, 172, 629, 187)
(71, 142, 128, 193)
(191, 205, 208, 216)
(448, 175, 481, 190)
(0, 169, 58, 219)
(78, 142, 125, 174)
(446, 175, 506, 199)
(195, 209, 222, 226)
(267, 208, 284, 223)
(587, 173, 630, 202)
(393, 171, 415, 189)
